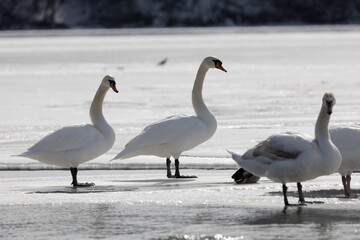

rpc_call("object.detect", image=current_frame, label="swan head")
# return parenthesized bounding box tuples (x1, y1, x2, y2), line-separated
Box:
(322, 92, 336, 115)
(102, 75, 118, 93)
(203, 56, 227, 72)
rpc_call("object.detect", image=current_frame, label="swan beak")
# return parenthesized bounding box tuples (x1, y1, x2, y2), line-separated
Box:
(326, 101, 333, 115)
(215, 62, 227, 72)
(110, 82, 119, 93)
(327, 106, 333, 115)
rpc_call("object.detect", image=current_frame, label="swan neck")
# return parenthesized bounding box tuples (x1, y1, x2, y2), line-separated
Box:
(192, 63, 213, 122)
(315, 105, 330, 141)
(90, 84, 110, 131)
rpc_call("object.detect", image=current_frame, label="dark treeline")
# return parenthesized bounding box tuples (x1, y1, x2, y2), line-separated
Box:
(1, 0, 360, 30)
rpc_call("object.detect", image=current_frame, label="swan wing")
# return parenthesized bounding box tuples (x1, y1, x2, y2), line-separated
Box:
(246, 132, 315, 161)
(126, 115, 205, 149)
(26, 124, 101, 154)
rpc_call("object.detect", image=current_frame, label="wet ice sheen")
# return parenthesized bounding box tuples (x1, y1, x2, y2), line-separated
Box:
(1, 197, 360, 239)
(1, 169, 360, 239)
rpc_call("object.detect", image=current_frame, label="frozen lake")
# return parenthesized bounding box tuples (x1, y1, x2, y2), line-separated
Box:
(1, 26, 360, 239)
(1, 170, 360, 240)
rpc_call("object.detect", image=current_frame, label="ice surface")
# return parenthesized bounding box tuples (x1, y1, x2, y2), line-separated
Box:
(0, 170, 360, 240)
(0, 26, 360, 239)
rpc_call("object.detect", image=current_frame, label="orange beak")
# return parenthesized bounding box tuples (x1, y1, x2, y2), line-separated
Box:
(110, 82, 119, 93)
(216, 62, 227, 72)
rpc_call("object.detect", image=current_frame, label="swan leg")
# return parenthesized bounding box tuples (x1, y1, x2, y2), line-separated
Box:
(297, 182, 307, 205)
(282, 183, 309, 207)
(346, 175, 352, 196)
(297, 182, 323, 204)
(174, 159, 197, 178)
(342, 175, 350, 197)
(282, 184, 290, 206)
(174, 159, 180, 177)
(70, 167, 95, 187)
(342, 175, 354, 197)
(70, 167, 78, 185)
(166, 158, 174, 178)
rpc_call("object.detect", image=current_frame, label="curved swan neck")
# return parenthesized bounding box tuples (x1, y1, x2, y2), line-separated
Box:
(90, 84, 111, 133)
(314, 105, 331, 141)
(192, 62, 215, 123)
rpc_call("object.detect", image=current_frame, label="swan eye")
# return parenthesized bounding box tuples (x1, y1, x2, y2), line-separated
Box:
(212, 59, 227, 72)
(108, 79, 118, 93)
(212, 59, 222, 67)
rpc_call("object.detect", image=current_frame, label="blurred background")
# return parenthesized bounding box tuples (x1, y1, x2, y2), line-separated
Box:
(1, 0, 360, 30)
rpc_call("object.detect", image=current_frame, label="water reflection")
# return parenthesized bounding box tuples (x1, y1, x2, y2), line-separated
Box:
(88, 204, 110, 239)
(29, 185, 138, 194)
(1, 203, 360, 240)
(247, 206, 360, 225)
(267, 188, 360, 199)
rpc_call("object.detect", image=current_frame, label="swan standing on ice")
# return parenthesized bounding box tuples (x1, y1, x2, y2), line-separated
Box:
(330, 126, 360, 197)
(112, 56, 227, 178)
(16, 75, 118, 186)
(232, 126, 360, 198)
(228, 93, 342, 206)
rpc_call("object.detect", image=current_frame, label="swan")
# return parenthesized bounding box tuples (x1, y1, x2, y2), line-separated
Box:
(232, 126, 360, 198)
(228, 92, 342, 206)
(15, 75, 118, 186)
(112, 56, 227, 178)
(329, 126, 360, 197)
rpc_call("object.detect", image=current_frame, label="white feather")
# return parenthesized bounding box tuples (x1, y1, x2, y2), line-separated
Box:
(229, 93, 342, 185)
(15, 75, 117, 169)
(330, 126, 360, 176)
(113, 56, 225, 162)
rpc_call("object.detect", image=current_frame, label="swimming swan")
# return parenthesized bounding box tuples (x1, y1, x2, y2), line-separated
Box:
(15, 75, 118, 186)
(112, 56, 227, 178)
(228, 92, 342, 206)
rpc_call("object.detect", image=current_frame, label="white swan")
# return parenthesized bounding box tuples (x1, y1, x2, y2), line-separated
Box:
(228, 92, 342, 206)
(330, 126, 360, 197)
(15, 75, 118, 186)
(232, 126, 360, 198)
(112, 56, 227, 178)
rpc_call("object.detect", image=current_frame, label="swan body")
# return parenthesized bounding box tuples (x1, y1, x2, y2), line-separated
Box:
(330, 126, 360, 197)
(117, 114, 216, 159)
(113, 56, 227, 178)
(16, 75, 118, 186)
(228, 92, 341, 206)
(232, 126, 360, 197)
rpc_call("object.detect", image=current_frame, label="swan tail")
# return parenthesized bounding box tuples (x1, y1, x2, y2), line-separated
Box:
(110, 152, 126, 161)
(226, 149, 243, 165)
(110, 148, 136, 161)
(11, 152, 31, 158)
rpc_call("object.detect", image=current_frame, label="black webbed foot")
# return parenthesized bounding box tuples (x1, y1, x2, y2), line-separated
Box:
(174, 174, 197, 179)
(72, 182, 95, 188)
(298, 200, 324, 205)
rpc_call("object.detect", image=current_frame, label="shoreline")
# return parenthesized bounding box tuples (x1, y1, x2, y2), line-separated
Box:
(1, 24, 360, 38)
